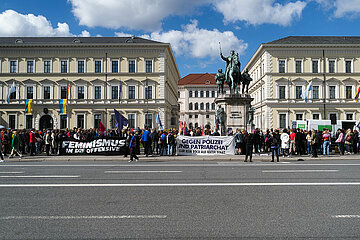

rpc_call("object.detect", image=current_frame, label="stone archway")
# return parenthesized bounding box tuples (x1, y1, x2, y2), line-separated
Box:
(35, 112, 58, 130)
(39, 115, 53, 130)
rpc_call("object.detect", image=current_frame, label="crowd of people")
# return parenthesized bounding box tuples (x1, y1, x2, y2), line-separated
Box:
(1, 126, 359, 162)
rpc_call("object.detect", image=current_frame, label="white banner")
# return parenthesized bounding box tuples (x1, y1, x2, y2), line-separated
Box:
(176, 135, 235, 155)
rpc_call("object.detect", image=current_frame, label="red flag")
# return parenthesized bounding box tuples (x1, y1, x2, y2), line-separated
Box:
(201, 125, 205, 136)
(66, 83, 70, 106)
(99, 120, 106, 132)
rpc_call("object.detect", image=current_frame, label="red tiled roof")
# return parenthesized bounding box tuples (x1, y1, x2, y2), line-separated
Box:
(178, 73, 216, 86)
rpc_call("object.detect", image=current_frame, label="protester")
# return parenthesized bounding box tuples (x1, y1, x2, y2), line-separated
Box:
(280, 129, 290, 157)
(244, 131, 254, 162)
(9, 131, 22, 159)
(141, 127, 152, 157)
(128, 132, 139, 162)
(269, 129, 280, 162)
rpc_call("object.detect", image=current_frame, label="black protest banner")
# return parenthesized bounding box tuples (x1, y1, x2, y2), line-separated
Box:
(59, 137, 127, 155)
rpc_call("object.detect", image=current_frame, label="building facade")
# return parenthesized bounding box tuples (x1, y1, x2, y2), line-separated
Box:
(178, 73, 228, 129)
(245, 36, 360, 130)
(0, 37, 180, 130)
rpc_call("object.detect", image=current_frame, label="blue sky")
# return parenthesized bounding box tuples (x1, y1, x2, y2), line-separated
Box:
(1, 0, 360, 77)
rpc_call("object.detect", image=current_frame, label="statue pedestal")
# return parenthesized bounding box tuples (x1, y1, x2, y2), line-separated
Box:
(215, 93, 254, 134)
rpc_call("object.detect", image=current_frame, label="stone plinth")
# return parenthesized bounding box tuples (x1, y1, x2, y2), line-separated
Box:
(214, 94, 253, 133)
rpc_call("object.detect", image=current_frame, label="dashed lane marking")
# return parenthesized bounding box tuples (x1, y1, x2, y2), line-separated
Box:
(262, 170, 339, 173)
(0, 215, 167, 220)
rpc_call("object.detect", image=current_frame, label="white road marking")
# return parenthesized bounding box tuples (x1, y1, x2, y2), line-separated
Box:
(331, 215, 360, 218)
(0, 175, 80, 178)
(0, 182, 360, 187)
(0, 215, 167, 220)
(0, 172, 24, 174)
(1, 163, 360, 167)
(104, 171, 182, 173)
(262, 170, 339, 173)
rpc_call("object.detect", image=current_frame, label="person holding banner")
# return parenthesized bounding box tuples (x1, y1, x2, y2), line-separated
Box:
(128, 132, 139, 162)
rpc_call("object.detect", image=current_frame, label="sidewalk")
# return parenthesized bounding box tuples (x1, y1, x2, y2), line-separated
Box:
(3, 153, 360, 162)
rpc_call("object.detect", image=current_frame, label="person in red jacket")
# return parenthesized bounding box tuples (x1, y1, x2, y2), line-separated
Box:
(29, 129, 36, 156)
(289, 129, 296, 155)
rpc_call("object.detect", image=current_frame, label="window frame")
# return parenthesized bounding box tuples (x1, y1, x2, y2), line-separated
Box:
(94, 59, 102, 73)
(27, 59, 35, 73)
(278, 59, 286, 73)
(345, 59, 353, 73)
(111, 59, 119, 73)
(43, 59, 52, 73)
(77, 59, 86, 73)
(60, 59, 69, 73)
(328, 59, 337, 73)
(128, 59, 136, 73)
(9, 59, 18, 73)
(94, 85, 102, 100)
(145, 59, 153, 73)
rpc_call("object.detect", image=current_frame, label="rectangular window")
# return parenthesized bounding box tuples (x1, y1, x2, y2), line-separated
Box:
(94, 114, 101, 129)
(112, 60, 118, 73)
(110, 115, 116, 129)
(189, 115, 193, 118)
(200, 91, 204, 97)
(60, 115, 67, 129)
(195, 91, 198, 98)
(296, 114, 303, 121)
(128, 114, 135, 129)
(195, 115, 198, 118)
(61, 60, 68, 73)
(95, 60, 102, 73)
(78, 60, 85, 73)
(94, 86, 101, 99)
(200, 103, 204, 110)
(27, 60, 34, 73)
(10, 60, 17, 73)
(145, 114, 153, 128)
(128, 86, 135, 99)
(279, 114, 286, 129)
(346, 113, 353, 120)
(329, 60, 335, 73)
(26, 86, 33, 99)
(8, 115, 16, 129)
(9, 86, 16, 100)
(206, 115, 210, 119)
(128, 60, 136, 73)
(206, 91, 210, 98)
(111, 86, 118, 99)
(312, 86, 319, 99)
(189, 91, 193, 98)
(346, 86, 352, 99)
(206, 103, 210, 110)
(61, 86, 67, 99)
(295, 60, 302, 73)
(145, 86, 152, 99)
(212, 103, 215, 110)
(279, 86, 286, 99)
(77, 86, 84, 99)
(279, 60, 285, 73)
(26, 115, 33, 129)
(145, 60, 152, 73)
(296, 86, 302, 99)
(312, 60, 318, 73)
(313, 114, 320, 120)
(212, 91, 215, 98)
(345, 60, 352, 73)
(329, 86, 336, 99)
(44, 86, 51, 99)
(77, 115, 85, 129)
(44, 60, 51, 73)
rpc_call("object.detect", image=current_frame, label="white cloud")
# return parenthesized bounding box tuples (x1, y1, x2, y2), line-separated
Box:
(213, 0, 307, 26)
(0, 9, 73, 37)
(80, 30, 91, 37)
(69, 0, 210, 32)
(333, 0, 360, 17)
(116, 20, 247, 59)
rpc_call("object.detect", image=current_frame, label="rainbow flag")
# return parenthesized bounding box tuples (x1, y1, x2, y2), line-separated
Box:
(60, 99, 67, 114)
(25, 99, 32, 114)
(355, 86, 360, 103)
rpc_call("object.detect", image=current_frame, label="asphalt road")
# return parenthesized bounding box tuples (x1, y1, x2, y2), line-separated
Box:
(1, 160, 360, 239)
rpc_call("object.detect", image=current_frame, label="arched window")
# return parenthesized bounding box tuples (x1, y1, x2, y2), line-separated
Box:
(189, 91, 193, 98)
(206, 91, 210, 97)
(195, 103, 198, 110)
(206, 103, 210, 110)
(200, 103, 204, 110)
(195, 91, 199, 97)
(189, 103, 193, 110)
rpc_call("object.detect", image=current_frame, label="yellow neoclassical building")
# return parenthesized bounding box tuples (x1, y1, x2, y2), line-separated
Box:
(245, 36, 360, 130)
(0, 37, 180, 130)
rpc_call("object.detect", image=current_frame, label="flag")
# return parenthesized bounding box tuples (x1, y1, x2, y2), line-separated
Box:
(179, 120, 182, 134)
(155, 112, 163, 130)
(60, 99, 67, 114)
(355, 87, 360, 102)
(201, 125, 205, 136)
(357, 121, 360, 129)
(6, 82, 16, 104)
(301, 81, 312, 103)
(183, 122, 187, 136)
(114, 109, 128, 130)
(25, 99, 33, 114)
(99, 120, 106, 132)
(118, 81, 122, 104)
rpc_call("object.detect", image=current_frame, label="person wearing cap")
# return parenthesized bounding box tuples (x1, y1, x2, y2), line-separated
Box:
(9, 131, 22, 159)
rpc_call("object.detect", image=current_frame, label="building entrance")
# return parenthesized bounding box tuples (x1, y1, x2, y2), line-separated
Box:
(39, 115, 53, 130)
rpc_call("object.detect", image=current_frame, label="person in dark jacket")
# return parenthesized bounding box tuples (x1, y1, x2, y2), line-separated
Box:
(270, 130, 280, 162)
(244, 131, 254, 162)
(128, 132, 139, 162)
(151, 129, 159, 155)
